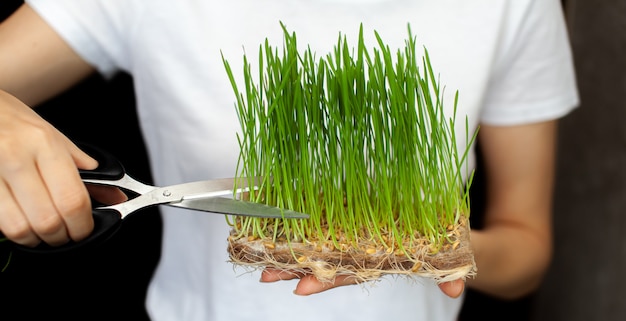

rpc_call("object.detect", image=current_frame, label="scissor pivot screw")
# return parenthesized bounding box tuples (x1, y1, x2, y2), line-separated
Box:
(163, 190, 172, 197)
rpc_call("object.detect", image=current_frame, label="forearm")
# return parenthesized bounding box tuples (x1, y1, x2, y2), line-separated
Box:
(467, 223, 552, 299)
(0, 4, 94, 106)
(467, 121, 558, 300)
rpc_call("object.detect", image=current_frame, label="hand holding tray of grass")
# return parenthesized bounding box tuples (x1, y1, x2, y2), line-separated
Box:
(222, 23, 477, 285)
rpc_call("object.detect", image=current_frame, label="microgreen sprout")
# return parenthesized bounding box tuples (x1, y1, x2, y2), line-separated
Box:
(222, 23, 476, 257)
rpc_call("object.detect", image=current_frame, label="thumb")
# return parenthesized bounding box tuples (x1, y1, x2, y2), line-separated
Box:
(438, 279, 465, 298)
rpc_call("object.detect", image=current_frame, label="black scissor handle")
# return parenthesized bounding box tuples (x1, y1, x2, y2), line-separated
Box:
(77, 142, 126, 181)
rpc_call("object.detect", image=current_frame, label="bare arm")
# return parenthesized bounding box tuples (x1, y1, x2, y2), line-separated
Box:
(0, 4, 95, 105)
(0, 4, 124, 247)
(466, 120, 557, 299)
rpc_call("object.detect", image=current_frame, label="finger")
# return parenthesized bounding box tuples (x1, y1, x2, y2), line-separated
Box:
(2, 158, 70, 246)
(66, 140, 98, 170)
(437, 279, 465, 298)
(37, 144, 94, 242)
(86, 184, 128, 205)
(260, 268, 305, 282)
(293, 274, 358, 296)
(0, 179, 40, 247)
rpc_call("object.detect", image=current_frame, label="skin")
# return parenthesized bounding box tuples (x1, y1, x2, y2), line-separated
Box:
(466, 121, 555, 299)
(260, 268, 467, 297)
(0, 4, 554, 300)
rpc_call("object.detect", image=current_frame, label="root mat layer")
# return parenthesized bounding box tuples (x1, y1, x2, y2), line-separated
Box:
(227, 220, 476, 284)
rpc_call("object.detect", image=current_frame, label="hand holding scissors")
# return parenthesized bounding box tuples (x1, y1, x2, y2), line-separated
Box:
(1, 143, 308, 254)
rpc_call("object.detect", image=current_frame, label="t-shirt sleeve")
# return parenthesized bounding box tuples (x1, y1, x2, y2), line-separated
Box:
(25, 0, 141, 78)
(480, 0, 580, 126)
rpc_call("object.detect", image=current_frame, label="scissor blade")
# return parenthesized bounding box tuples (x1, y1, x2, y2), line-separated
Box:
(171, 197, 309, 219)
(147, 177, 262, 204)
(158, 177, 249, 199)
(98, 177, 264, 218)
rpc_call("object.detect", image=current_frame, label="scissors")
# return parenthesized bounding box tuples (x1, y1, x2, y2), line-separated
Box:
(1, 143, 308, 254)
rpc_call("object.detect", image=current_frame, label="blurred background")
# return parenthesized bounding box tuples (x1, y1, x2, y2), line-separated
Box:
(531, 0, 626, 320)
(1, 0, 624, 320)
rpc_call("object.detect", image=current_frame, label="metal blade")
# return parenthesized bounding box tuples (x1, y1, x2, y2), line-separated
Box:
(101, 177, 263, 218)
(171, 197, 309, 219)
(148, 177, 260, 203)
(158, 177, 245, 199)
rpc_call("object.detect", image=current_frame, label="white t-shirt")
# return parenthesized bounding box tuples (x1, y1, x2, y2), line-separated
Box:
(26, 0, 579, 320)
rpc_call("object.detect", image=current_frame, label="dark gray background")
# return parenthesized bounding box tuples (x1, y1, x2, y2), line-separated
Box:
(532, 1, 626, 320)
